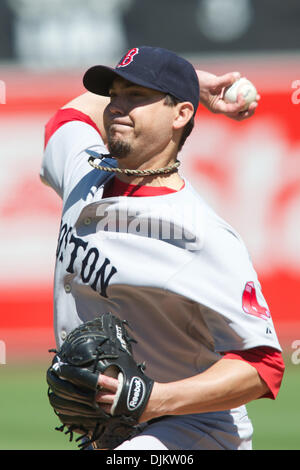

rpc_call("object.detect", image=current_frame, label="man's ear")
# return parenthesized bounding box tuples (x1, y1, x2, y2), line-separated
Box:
(173, 102, 194, 130)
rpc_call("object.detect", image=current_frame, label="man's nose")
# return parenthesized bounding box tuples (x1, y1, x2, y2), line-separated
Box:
(109, 96, 128, 116)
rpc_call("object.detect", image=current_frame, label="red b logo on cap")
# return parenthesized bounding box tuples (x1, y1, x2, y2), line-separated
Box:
(117, 48, 139, 68)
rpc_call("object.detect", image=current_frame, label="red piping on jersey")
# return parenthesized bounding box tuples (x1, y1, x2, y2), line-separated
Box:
(44, 108, 102, 148)
(103, 176, 185, 197)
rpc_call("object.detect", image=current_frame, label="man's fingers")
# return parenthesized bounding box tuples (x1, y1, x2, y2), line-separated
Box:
(229, 105, 257, 121)
(95, 374, 119, 412)
(248, 101, 258, 112)
(97, 373, 119, 392)
(216, 100, 258, 121)
(216, 98, 245, 114)
(96, 390, 115, 404)
(215, 90, 259, 118)
(210, 71, 241, 95)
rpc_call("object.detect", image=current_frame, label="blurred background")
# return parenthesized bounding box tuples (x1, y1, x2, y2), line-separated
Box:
(0, 0, 299, 450)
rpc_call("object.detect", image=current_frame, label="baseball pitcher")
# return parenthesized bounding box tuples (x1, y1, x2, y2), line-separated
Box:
(42, 46, 284, 450)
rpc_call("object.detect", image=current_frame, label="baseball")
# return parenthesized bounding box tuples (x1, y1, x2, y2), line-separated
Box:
(224, 77, 257, 110)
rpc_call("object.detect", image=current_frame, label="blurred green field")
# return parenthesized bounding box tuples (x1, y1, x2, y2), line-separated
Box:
(0, 358, 299, 450)
(0, 361, 78, 450)
(247, 359, 300, 450)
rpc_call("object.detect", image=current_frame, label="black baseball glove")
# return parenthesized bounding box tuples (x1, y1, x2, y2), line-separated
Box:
(46, 312, 154, 449)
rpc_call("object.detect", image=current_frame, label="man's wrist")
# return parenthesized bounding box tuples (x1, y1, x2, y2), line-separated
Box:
(139, 382, 169, 423)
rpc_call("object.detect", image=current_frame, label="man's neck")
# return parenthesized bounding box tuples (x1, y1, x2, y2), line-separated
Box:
(114, 171, 184, 190)
(113, 145, 183, 189)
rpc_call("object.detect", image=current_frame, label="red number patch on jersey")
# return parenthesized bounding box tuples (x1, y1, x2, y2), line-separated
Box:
(242, 281, 271, 320)
(117, 48, 139, 68)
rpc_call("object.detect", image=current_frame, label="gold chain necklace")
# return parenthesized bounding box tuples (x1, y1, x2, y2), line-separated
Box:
(87, 151, 180, 176)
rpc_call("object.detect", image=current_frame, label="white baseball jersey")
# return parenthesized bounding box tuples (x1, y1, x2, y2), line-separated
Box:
(41, 115, 282, 449)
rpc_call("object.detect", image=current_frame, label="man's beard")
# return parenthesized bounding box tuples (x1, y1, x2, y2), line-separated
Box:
(107, 137, 131, 159)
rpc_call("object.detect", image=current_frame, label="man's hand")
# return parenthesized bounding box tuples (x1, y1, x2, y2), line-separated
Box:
(46, 314, 154, 449)
(96, 374, 160, 423)
(96, 374, 119, 415)
(96, 357, 269, 425)
(197, 70, 260, 121)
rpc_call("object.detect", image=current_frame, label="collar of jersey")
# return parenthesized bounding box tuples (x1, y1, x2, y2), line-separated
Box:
(103, 176, 185, 198)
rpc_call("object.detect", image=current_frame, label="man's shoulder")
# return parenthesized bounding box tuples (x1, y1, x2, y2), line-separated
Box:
(44, 107, 103, 149)
(41, 108, 109, 200)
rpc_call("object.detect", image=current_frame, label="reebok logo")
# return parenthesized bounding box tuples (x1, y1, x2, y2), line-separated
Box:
(127, 377, 145, 411)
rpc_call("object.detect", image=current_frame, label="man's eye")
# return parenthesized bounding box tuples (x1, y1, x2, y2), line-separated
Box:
(130, 91, 144, 97)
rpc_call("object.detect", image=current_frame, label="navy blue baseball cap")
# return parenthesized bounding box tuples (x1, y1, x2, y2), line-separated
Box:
(83, 46, 199, 116)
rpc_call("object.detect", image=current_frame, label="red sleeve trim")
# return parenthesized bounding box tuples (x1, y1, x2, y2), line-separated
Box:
(44, 108, 102, 149)
(223, 346, 285, 400)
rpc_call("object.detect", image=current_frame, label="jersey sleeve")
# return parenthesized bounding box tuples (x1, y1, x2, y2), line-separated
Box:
(223, 346, 285, 399)
(40, 108, 108, 198)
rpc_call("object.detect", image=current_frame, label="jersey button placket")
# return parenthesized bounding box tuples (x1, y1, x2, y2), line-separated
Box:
(84, 217, 92, 226)
(64, 283, 72, 293)
(60, 330, 67, 341)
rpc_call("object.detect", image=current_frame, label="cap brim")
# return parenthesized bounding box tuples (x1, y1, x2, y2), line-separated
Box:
(83, 65, 119, 96)
(83, 65, 168, 97)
